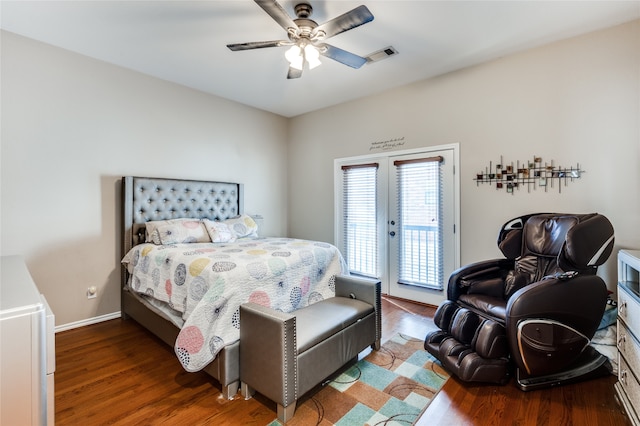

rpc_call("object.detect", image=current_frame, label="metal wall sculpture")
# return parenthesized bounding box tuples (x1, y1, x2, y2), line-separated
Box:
(474, 156, 583, 194)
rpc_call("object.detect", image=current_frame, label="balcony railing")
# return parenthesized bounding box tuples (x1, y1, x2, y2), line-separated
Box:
(345, 222, 377, 277)
(345, 223, 442, 289)
(398, 224, 442, 289)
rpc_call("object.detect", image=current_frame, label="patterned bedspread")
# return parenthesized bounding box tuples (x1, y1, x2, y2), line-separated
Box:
(122, 237, 346, 372)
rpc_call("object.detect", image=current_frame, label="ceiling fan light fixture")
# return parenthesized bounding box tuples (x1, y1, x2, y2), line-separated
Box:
(304, 44, 322, 69)
(285, 43, 321, 71)
(285, 45, 304, 70)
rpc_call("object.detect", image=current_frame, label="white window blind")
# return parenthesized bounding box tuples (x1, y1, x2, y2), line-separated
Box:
(394, 156, 444, 290)
(342, 163, 378, 277)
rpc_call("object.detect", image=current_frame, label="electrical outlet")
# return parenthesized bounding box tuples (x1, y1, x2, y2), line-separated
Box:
(87, 286, 97, 299)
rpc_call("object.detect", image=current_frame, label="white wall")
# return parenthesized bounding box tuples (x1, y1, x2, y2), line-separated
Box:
(288, 20, 640, 290)
(0, 31, 289, 326)
(2, 19, 638, 326)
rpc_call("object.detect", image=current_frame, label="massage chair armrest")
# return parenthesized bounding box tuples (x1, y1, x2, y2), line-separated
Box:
(335, 275, 382, 349)
(447, 258, 515, 301)
(505, 274, 608, 373)
(506, 274, 608, 335)
(239, 303, 297, 407)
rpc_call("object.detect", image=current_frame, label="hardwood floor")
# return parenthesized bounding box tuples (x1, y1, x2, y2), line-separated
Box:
(55, 297, 629, 425)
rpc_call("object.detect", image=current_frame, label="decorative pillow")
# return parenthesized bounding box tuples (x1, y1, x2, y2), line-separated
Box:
(145, 219, 210, 245)
(223, 214, 259, 238)
(203, 219, 237, 243)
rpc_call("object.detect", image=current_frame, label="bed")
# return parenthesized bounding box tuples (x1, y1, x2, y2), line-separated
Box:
(120, 176, 346, 399)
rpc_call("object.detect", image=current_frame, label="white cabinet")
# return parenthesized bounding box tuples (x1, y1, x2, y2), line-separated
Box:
(0, 256, 55, 425)
(616, 249, 640, 426)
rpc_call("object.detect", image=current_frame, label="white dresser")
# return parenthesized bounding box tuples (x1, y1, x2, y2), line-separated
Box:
(0, 256, 55, 425)
(616, 249, 640, 426)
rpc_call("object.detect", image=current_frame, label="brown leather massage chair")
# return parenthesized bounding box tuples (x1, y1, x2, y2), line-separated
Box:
(425, 213, 615, 390)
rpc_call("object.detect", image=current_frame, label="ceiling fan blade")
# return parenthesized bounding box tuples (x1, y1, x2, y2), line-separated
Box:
(227, 40, 290, 51)
(287, 66, 303, 79)
(255, 0, 298, 33)
(314, 5, 374, 40)
(319, 44, 368, 69)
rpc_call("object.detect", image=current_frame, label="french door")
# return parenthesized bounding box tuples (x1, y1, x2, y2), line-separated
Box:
(335, 145, 459, 306)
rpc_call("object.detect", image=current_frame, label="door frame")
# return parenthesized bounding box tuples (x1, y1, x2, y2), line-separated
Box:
(334, 143, 460, 302)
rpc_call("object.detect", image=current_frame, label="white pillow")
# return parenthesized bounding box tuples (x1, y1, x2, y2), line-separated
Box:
(203, 219, 237, 243)
(145, 219, 210, 244)
(223, 214, 259, 238)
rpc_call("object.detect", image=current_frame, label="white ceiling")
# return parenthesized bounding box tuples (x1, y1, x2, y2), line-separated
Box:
(2, 1, 639, 117)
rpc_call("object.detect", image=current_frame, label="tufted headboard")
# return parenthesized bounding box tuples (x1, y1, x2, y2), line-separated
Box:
(121, 176, 244, 258)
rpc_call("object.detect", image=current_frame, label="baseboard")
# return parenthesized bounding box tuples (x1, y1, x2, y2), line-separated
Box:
(55, 311, 121, 333)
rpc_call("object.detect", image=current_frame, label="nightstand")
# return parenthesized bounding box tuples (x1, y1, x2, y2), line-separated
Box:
(0, 256, 55, 425)
(616, 249, 640, 426)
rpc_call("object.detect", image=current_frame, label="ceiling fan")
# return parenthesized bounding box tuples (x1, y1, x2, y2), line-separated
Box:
(227, 0, 374, 79)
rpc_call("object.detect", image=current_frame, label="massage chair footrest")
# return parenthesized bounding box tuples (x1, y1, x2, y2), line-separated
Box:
(435, 336, 510, 384)
(425, 303, 511, 384)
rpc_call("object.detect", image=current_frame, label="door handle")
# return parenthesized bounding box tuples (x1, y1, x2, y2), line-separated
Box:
(389, 231, 396, 237)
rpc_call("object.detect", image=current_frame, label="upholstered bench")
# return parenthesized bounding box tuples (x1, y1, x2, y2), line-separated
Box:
(239, 275, 381, 424)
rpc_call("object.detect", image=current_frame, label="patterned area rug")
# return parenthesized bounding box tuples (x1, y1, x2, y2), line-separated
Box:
(268, 333, 450, 425)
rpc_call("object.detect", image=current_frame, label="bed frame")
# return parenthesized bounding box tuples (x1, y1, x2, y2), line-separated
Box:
(121, 176, 245, 399)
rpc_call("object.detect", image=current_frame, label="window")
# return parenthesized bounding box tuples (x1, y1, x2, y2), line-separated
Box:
(341, 163, 378, 277)
(394, 156, 444, 290)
